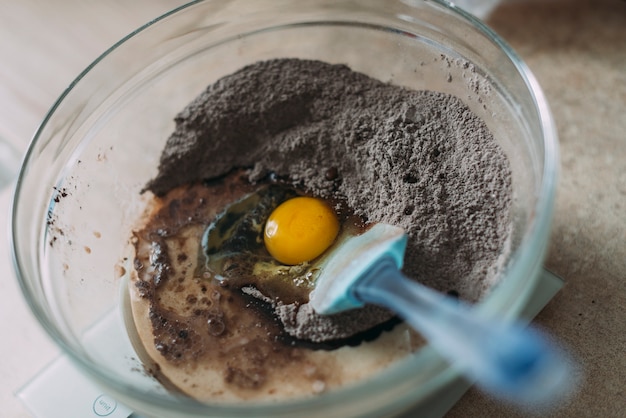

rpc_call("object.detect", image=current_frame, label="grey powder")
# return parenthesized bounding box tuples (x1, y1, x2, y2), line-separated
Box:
(147, 58, 512, 342)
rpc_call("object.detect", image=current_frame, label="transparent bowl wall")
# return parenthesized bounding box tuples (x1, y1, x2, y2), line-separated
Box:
(12, 1, 558, 417)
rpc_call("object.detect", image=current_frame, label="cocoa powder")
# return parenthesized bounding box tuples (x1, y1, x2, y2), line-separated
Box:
(146, 58, 512, 342)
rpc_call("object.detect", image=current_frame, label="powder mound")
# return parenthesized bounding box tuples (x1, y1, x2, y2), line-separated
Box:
(276, 303, 395, 343)
(147, 58, 512, 342)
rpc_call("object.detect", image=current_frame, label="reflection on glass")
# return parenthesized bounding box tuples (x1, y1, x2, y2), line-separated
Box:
(0, 139, 20, 190)
(451, 0, 504, 19)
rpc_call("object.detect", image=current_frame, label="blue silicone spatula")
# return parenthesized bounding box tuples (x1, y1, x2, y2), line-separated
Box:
(309, 223, 573, 404)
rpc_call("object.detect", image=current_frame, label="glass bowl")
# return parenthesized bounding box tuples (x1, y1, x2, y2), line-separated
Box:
(11, 1, 558, 417)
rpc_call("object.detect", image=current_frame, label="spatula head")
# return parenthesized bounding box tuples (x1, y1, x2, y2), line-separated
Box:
(309, 223, 408, 315)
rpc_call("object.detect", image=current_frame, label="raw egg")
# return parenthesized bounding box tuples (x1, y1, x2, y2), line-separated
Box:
(202, 186, 353, 304)
(264, 197, 340, 265)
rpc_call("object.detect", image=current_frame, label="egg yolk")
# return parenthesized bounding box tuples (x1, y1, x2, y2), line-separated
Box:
(264, 196, 340, 265)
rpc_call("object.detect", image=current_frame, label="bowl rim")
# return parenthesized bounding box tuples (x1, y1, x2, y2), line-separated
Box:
(10, 0, 559, 415)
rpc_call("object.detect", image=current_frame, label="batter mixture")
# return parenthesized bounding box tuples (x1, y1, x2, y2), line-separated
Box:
(127, 58, 512, 401)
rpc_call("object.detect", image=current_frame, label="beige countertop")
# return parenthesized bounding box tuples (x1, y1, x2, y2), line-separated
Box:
(1, 0, 624, 417)
(448, 1, 626, 416)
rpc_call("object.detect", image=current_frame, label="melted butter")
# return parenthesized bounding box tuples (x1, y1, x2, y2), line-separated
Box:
(127, 170, 421, 402)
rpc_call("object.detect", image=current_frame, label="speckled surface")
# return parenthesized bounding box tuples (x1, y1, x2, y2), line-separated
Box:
(447, 0, 626, 416)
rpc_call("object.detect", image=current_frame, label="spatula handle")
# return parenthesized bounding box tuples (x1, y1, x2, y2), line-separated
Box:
(354, 257, 574, 405)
